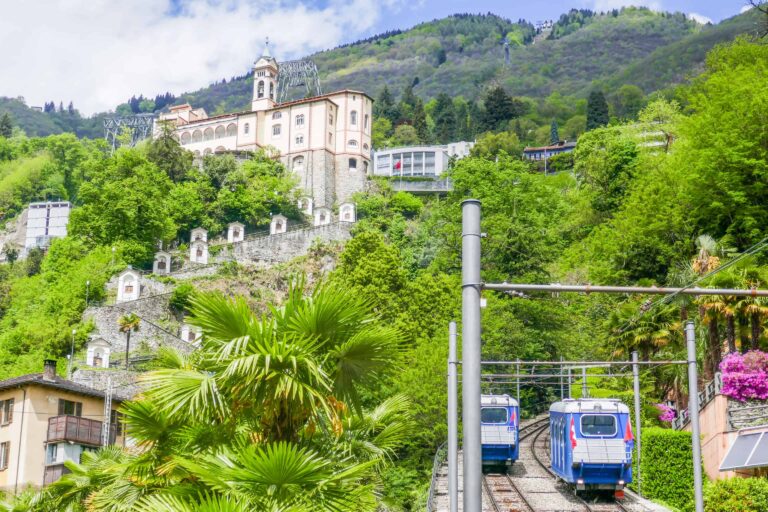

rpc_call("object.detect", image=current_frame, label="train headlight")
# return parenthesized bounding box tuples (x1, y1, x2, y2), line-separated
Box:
(577, 479, 584, 485)
(618, 480, 625, 486)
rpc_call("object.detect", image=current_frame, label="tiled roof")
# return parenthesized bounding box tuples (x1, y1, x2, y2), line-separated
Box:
(523, 141, 577, 152)
(0, 373, 127, 402)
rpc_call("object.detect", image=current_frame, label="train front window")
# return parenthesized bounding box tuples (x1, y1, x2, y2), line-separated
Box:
(481, 407, 508, 424)
(580, 415, 617, 436)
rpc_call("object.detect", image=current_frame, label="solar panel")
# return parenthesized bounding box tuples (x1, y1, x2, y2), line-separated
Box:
(720, 432, 767, 471)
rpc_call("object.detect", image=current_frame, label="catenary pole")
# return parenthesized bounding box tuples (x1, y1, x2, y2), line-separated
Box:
(448, 322, 458, 512)
(461, 199, 482, 512)
(686, 322, 705, 512)
(516, 359, 521, 407)
(632, 351, 643, 496)
(581, 367, 588, 398)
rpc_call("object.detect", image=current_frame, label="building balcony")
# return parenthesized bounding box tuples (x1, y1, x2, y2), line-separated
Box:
(47, 415, 113, 446)
(43, 463, 71, 485)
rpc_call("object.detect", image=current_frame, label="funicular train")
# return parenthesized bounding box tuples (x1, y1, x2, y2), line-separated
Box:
(549, 398, 634, 496)
(480, 394, 519, 469)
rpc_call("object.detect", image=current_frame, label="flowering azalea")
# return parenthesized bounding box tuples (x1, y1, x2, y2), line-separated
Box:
(655, 403, 676, 422)
(720, 351, 768, 402)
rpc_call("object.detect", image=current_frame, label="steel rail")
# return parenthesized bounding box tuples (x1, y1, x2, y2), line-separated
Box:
(481, 475, 502, 512)
(483, 283, 768, 296)
(530, 426, 632, 512)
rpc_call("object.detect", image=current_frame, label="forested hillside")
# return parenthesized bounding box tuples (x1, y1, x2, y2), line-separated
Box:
(0, 31, 768, 512)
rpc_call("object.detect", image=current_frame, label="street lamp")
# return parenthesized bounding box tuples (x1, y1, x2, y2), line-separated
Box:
(67, 329, 77, 379)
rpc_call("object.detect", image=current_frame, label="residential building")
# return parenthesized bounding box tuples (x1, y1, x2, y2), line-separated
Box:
(156, 42, 372, 209)
(23, 201, 71, 250)
(372, 141, 474, 178)
(0, 360, 125, 492)
(522, 140, 577, 162)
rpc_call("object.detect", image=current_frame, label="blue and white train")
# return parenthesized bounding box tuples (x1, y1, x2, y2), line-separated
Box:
(481, 394, 519, 468)
(549, 399, 633, 493)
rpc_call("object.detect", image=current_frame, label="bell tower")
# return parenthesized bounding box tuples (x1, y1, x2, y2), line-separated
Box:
(252, 38, 278, 112)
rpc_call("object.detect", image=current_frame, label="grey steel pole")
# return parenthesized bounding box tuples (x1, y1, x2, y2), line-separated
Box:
(581, 367, 588, 398)
(560, 356, 564, 399)
(632, 351, 642, 496)
(567, 367, 572, 399)
(516, 359, 521, 407)
(448, 322, 458, 512)
(483, 283, 768, 296)
(461, 199, 482, 512)
(686, 321, 704, 512)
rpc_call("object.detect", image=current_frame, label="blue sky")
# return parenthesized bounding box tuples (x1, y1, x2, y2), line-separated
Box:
(0, 0, 756, 114)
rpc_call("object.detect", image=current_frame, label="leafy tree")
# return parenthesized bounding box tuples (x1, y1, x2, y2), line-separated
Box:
(550, 119, 559, 144)
(431, 93, 456, 144)
(372, 118, 393, 148)
(481, 86, 526, 131)
(470, 131, 521, 159)
(586, 90, 609, 130)
(610, 84, 646, 120)
(0, 113, 13, 138)
(411, 98, 429, 143)
(147, 122, 193, 182)
(3, 243, 18, 267)
(374, 86, 398, 124)
(391, 124, 420, 146)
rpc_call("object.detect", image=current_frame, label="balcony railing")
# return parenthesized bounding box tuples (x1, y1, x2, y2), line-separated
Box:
(391, 178, 453, 194)
(47, 415, 105, 446)
(43, 463, 70, 485)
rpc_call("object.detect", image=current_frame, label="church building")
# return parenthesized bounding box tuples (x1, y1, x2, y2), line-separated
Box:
(155, 42, 373, 208)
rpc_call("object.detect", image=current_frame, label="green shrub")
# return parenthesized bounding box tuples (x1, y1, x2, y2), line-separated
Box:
(546, 151, 574, 173)
(705, 478, 768, 512)
(640, 427, 694, 511)
(169, 283, 196, 313)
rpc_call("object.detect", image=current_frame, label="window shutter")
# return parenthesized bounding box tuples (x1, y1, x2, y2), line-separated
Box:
(75, 402, 82, 417)
(58, 399, 65, 416)
(6, 399, 12, 424)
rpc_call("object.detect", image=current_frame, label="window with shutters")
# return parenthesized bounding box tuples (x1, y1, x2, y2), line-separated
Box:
(58, 399, 82, 417)
(0, 399, 13, 425)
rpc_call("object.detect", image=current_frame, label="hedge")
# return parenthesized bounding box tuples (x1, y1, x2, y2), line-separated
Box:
(639, 427, 694, 512)
(704, 478, 768, 512)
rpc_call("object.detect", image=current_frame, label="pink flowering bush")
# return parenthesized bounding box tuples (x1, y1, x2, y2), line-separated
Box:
(655, 403, 676, 422)
(720, 351, 768, 401)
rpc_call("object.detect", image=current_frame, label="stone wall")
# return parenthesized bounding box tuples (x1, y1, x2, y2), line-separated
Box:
(0, 211, 27, 262)
(219, 222, 351, 264)
(72, 368, 145, 399)
(84, 293, 193, 356)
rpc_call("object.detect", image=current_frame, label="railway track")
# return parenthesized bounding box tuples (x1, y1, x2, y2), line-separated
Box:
(529, 425, 631, 512)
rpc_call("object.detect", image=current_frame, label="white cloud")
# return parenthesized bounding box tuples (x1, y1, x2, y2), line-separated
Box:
(687, 12, 713, 24)
(591, 0, 663, 12)
(0, 0, 391, 115)
(741, 4, 755, 13)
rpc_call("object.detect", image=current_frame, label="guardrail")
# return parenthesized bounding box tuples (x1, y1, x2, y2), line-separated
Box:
(392, 179, 452, 194)
(672, 373, 722, 430)
(426, 442, 447, 512)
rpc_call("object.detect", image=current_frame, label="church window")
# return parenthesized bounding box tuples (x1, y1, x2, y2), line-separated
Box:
(273, 124, 281, 137)
(257, 81, 265, 99)
(256, 71, 265, 77)
(349, 158, 358, 170)
(272, 112, 282, 120)
(296, 114, 305, 126)
(215, 126, 225, 139)
(350, 110, 358, 125)
(196, 247, 203, 258)
(348, 139, 358, 148)
(269, 83, 274, 100)
(295, 135, 304, 145)
(180, 132, 191, 144)
(157, 258, 166, 270)
(226, 123, 237, 137)
(203, 127, 214, 141)
(364, 114, 369, 129)
(192, 130, 202, 143)
(329, 114, 333, 125)
(244, 123, 250, 134)
(293, 156, 304, 170)
(363, 143, 369, 150)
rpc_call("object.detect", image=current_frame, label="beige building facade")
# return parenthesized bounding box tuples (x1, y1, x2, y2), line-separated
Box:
(157, 44, 372, 209)
(0, 360, 124, 493)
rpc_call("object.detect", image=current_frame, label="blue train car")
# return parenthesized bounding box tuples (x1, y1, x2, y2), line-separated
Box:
(481, 394, 519, 468)
(549, 399, 633, 493)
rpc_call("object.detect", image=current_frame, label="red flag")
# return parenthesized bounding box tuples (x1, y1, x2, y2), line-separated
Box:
(510, 411, 516, 425)
(394, 160, 402, 170)
(570, 418, 577, 448)
(624, 421, 634, 442)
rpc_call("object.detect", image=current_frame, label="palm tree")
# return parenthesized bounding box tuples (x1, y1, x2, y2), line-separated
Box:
(605, 298, 678, 360)
(39, 280, 410, 511)
(118, 313, 141, 369)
